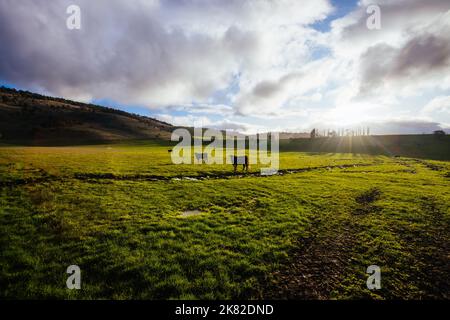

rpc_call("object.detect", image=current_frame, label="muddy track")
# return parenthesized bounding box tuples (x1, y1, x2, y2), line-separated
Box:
(0, 176, 59, 189)
(395, 196, 450, 299)
(411, 159, 444, 171)
(0, 163, 378, 188)
(263, 188, 382, 299)
(398, 158, 450, 178)
(74, 163, 377, 181)
(392, 158, 418, 174)
(263, 213, 357, 299)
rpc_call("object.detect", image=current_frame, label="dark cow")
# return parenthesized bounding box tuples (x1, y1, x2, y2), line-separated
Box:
(195, 152, 208, 164)
(230, 155, 249, 173)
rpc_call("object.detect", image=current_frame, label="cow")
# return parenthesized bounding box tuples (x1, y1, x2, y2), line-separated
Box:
(195, 152, 208, 164)
(230, 155, 249, 173)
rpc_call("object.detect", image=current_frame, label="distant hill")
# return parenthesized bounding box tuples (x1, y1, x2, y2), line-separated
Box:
(0, 87, 173, 145)
(278, 132, 310, 139)
(247, 132, 310, 139)
(281, 135, 450, 161)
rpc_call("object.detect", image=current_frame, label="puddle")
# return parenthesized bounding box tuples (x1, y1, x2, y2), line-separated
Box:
(181, 210, 203, 217)
(183, 177, 199, 181)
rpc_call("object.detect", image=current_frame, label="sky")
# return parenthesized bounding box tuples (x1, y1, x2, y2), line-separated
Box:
(1, 0, 450, 134)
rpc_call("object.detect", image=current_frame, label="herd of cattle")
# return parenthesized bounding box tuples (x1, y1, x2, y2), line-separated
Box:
(168, 149, 249, 172)
(195, 153, 249, 172)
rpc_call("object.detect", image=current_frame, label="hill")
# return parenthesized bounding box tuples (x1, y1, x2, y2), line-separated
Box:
(0, 87, 173, 145)
(280, 135, 450, 160)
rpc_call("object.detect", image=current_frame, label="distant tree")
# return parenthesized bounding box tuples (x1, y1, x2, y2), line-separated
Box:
(310, 128, 316, 139)
(433, 130, 445, 135)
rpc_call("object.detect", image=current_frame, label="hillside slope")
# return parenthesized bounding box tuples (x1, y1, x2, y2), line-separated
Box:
(281, 135, 450, 160)
(0, 87, 173, 144)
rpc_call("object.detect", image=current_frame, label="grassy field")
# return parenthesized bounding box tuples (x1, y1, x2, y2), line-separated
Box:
(280, 135, 450, 161)
(0, 141, 449, 299)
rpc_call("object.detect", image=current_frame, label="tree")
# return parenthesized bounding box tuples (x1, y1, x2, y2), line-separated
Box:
(433, 130, 446, 136)
(433, 130, 446, 139)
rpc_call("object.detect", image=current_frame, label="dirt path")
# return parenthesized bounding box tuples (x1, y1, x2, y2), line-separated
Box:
(0, 162, 378, 188)
(263, 213, 356, 299)
(263, 188, 382, 299)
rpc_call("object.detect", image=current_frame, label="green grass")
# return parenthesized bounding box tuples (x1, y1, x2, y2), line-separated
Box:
(281, 135, 450, 161)
(0, 142, 449, 299)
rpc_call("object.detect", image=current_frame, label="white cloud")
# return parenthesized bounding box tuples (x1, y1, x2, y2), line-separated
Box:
(1, 0, 450, 134)
(422, 96, 450, 114)
(0, 0, 332, 109)
(421, 96, 450, 127)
